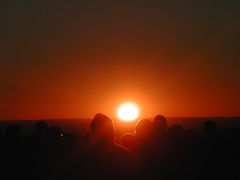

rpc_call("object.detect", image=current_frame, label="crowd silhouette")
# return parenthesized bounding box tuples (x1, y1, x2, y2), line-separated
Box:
(0, 114, 240, 180)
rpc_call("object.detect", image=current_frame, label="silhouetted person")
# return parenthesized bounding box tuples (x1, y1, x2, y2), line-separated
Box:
(34, 121, 48, 137)
(36, 126, 64, 180)
(135, 119, 160, 179)
(36, 120, 48, 131)
(27, 121, 48, 145)
(60, 113, 136, 180)
(204, 120, 218, 135)
(0, 127, 2, 170)
(24, 121, 50, 180)
(0, 128, 2, 145)
(153, 114, 168, 135)
(164, 124, 186, 179)
(3, 124, 23, 179)
(5, 124, 21, 144)
(167, 124, 184, 140)
(90, 113, 114, 145)
(120, 133, 136, 152)
(135, 119, 153, 143)
(152, 114, 168, 165)
(202, 120, 223, 179)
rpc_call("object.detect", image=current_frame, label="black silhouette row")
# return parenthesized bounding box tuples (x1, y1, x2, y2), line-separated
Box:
(0, 114, 240, 180)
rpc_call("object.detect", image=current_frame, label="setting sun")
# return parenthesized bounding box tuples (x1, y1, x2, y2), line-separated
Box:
(117, 103, 140, 122)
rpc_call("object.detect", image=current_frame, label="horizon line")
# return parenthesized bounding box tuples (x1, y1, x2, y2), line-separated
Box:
(1, 115, 240, 121)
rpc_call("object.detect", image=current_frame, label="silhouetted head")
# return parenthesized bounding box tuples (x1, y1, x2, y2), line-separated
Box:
(167, 124, 184, 138)
(5, 124, 21, 142)
(153, 114, 168, 133)
(120, 133, 136, 151)
(90, 113, 115, 145)
(35, 121, 48, 133)
(135, 119, 153, 141)
(204, 120, 218, 134)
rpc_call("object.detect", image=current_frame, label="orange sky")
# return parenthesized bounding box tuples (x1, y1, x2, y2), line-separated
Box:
(1, 52, 239, 120)
(0, 0, 239, 120)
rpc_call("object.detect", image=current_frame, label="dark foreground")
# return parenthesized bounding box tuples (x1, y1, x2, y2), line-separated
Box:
(0, 116, 240, 180)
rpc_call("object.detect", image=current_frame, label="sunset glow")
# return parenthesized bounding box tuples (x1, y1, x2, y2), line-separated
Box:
(0, 0, 239, 120)
(117, 103, 139, 122)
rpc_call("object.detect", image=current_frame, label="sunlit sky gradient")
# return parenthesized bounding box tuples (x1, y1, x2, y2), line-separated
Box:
(0, 0, 239, 120)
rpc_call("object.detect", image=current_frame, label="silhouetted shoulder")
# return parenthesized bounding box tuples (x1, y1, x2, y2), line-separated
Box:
(67, 113, 138, 180)
(120, 133, 136, 152)
(83, 142, 135, 166)
(111, 143, 135, 161)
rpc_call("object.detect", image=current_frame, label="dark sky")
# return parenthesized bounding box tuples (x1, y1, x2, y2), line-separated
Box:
(0, 0, 240, 119)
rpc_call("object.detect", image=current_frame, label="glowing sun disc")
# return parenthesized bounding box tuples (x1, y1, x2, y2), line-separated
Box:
(117, 103, 139, 121)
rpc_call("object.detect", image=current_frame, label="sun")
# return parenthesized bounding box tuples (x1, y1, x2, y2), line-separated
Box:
(117, 102, 140, 122)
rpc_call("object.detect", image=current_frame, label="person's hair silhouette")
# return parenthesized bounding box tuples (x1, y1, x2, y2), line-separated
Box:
(153, 115, 168, 132)
(35, 120, 48, 133)
(135, 119, 153, 141)
(90, 113, 114, 145)
(28, 121, 48, 143)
